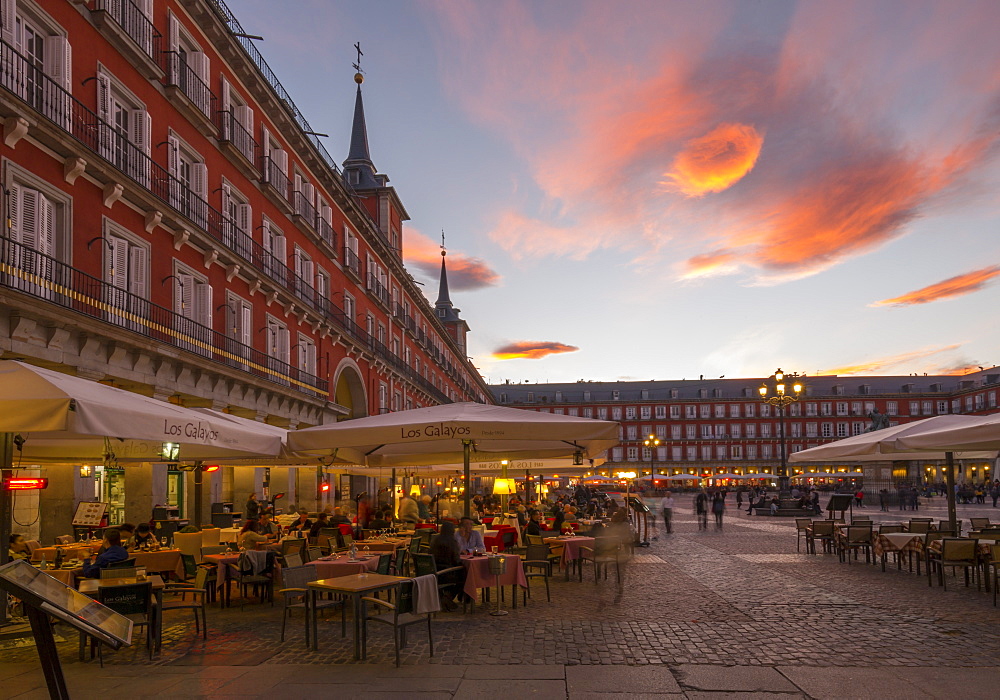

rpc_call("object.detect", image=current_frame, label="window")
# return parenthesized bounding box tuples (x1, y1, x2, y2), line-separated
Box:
(174, 264, 213, 356)
(342, 292, 355, 325)
(296, 333, 316, 379)
(583, 391, 591, 401)
(937, 400, 948, 414)
(597, 407, 608, 420)
(806, 423, 817, 437)
(685, 405, 697, 419)
(699, 405, 710, 419)
(669, 405, 680, 419)
(789, 403, 801, 417)
(261, 126, 290, 198)
(836, 402, 848, 416)
(760, 423, 771, 438)
(698, 389, 708, 399)
(700, 425, 712, 438)
(611, 390, 620, 400)
(730, 424, 741, 438)
(837, 423, 848, 437)
(686, 446, 697, 461)
(820, 402, 832, 416)
(821, 423, 833, 438)
(626, 447, 638, 461)
(745, 445, 757, 460)
(685, 425, 696, 439)
(378, 382, 388, 413)
(640, 389, 649, 400)
(166, 13, 211, 116)
(909, 401, 919, 415)
(760, 445, 772, 459)
(922, 401, 933, 415)
(3, 181, 58, 298)
(789, 423, 801, 438)
(669, 389, 678, 399)
(745, 424, 756, 438)
(852, 401, 863, 416)
(567, 407, 578, 416)
(219, 76, 254, 161)
(554, 391, 563, 402)
(224, 292, 252, 369)
(640, 447, 651, 461)
(626, 426, 637, 440)
(714, 405, 725, 418)
(655, 405, 666, 419)
(655, 425, 667, 438)
(989, 392, 997, 409)
(853, 422, 864, 435)
(671, 446, 682, 461)
(166, 132, 207, 226)
(744, 404, 755, 418)
(729, 404, 740, 418)
(671, 425, 681, 439)
(4, 2, 72, 126)
(611, 447, 622, 462)
(103, 221, 149, 332)
(760, 404, 770, 417)
(805, 402, 817, 416)
(260, 218, 287, 285)
(583, 407, 592, 418)
(96, 68, 149, 184)
(886, 401, 898, 416)
(221, 182, 252, 261)
(731, 445, 742, 459)
(292, 245, 315, 299)
(625, 406, 637, 419)
(640, 406, 651, 419)
(293, 171, 317, 226)
(701, 445, 712, 460)
(611, 407, 622, 420)
(716, 446, 727, 460)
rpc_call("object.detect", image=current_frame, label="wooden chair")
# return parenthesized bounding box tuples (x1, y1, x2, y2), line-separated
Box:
(277, 565, 345, 644)
(97, 582, 154, 662)
(939, 520, 962, 535)
(283, 553, 303, 569)
(879, 524, 904, 534)
(579, 537, 623, 587)
(839, 526, 874, 565)
(99, 567, 136, 579)
(907, 521, 931, 534)
(794, 519, 812, 552)
(807, 521, 835, 555)
(928, 538, 980, 591)
(411, 553, 469, 612)
(989, 544, 1000, 607)
(969, 517, 991, 531)
(161, 567, 210, 639)
(362, 579, 434, 666)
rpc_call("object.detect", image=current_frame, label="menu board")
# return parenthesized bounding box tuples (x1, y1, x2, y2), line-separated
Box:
(340, 474, 351, 501)
(0, 560, 133, 648)
(72, 501, 108, 527)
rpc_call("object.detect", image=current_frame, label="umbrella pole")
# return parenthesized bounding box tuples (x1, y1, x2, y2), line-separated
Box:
(463, 440, 472, 519)
(945, 451, 957, 533)
(193, 462, 204, 529)
(0, 432, 14, 626)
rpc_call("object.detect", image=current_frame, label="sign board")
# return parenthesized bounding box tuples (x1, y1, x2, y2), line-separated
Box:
(625, 495, 650, 513)
(339, 474, 351, 501)
(0, 560, 133, 648)
(72, 501, 108, 528)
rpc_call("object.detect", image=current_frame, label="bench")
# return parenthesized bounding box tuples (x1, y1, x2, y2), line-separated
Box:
(752, 505, 818, 517)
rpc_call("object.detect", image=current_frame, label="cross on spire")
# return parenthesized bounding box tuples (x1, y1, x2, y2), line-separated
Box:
(352, 41, 364, 74)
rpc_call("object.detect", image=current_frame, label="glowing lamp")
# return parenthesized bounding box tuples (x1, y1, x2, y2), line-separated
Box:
(79, 465, 92, 478)
(3, 477, 48, 490)
(202, 464, 220, 473)
(319, 481, 331, 493)
(409, 484, 422, 496)
(492, 478, 516, 495)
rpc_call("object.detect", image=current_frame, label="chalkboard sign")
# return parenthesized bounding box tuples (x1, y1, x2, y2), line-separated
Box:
(826, 494, 854, 513)
(72, 501, 108, 528)
(0, 560, 132, 647)
(625, 495, 650, 513)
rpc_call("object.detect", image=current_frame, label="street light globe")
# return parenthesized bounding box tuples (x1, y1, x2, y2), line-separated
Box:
(758, 385, 767, 397)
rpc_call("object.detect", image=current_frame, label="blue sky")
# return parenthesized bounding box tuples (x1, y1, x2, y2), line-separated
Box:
(226, 0, 1000, 384)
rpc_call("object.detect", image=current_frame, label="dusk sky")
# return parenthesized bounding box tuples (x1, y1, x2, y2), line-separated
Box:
(228, 0, 1000, 384)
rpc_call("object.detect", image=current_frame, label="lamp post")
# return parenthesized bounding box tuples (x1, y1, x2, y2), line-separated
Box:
(643, 433, 660, 494)
(758, 368, 803, 495)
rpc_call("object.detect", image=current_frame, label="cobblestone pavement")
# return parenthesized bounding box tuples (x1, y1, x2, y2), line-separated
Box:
(4, 495, 1000, 697)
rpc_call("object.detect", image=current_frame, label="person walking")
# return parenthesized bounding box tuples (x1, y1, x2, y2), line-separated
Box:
(736, 489, 744, 512)
(712, 491, 725, 530)
(694, 490, 709, 531)
(991, 481, 1000, 508)
(245, 492, 260, 524)
(660, 491, 675, 534)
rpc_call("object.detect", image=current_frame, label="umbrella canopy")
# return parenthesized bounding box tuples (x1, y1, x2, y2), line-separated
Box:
(636, 473, 672, 480)
(0, 361, 283, 462)
(709, 473, 744, 479)
(893, 413, 1000, 452)
(742, 473, 777, 479)
(788, 415, 996, 463)
(791, 472, 838, 479)
(664, 474, 700, 480)
(288, 402, 619, 466)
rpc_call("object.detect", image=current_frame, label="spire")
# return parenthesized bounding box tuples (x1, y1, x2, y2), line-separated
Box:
(343, 45, 379, 189)
(436, 249, 453, 308)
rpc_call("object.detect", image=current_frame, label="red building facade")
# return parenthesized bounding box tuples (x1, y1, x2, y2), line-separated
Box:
(1, 0, 489, 536)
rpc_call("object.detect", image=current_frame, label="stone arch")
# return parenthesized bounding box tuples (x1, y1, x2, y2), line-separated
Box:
(333, 358, 368, 419)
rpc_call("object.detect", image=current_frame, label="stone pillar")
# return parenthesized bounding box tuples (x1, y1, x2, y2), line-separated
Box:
(232, 466, 263, 520)
(37, 466, 78, 544)
(124, 463, 154, 526)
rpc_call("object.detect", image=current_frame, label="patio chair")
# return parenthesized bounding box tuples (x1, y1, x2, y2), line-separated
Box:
(525, 534, 545, 546)
(918, 531, 947, 577)
(522, 543, 552, 603)
(306, 547, 323, 563)
(226, 551, 277, 608)
(969, 518, 991, 531)
(278, 565, 346, 644)
(410, 553, 470, 612)
(363, 579, 434, 667)
(284, 552, 303, 569)
(100, 566, 137, 579)
(807, 521, 836, 555)
(928, 538, 980, 591)
(376, 553, 392, 575)
(281, 537, 307, 560)
(939, 520, 962, 535)
(989, 544, 1000, 607)
(579, 537, 623, 587)
(336, 532, 355, 551)
(839, 526, 874, 565)
(879, 524, 904, 534)
(794, 519, 812, 553)
(907, 521, 931, 534)
(96, 582, 154, 663)
(392, 547, 407, 576)
(160, 567, 210, 639)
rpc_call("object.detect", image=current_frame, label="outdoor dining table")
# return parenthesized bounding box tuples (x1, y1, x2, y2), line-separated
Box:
(203, 551, 281, 607)
(307, 573, 408, 658)
(356, 539, 407, 552)
(131, 549, 185, 580)
(31, 544, 98, 562)
(38, 564, 83, 586)
(545, 535, 596, 578)
(78, 574, 166, 653)
(306, 553, 380, 578)
(460, 554, 527, 604)
(218, 528, 241, 542)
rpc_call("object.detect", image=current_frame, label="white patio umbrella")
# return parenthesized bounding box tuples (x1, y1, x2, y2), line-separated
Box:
(710, 473, 743, 479)
(287, 402, 620, 516)
(664, 474, 699, 480)
(636, 473, 672, 480)
(791, 472, 838, 479)
(893, 413, 1000, 452)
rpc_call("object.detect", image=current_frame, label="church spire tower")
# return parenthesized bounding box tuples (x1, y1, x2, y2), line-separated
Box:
(434, 233, 470, 352)
(342, 44, 379, 189)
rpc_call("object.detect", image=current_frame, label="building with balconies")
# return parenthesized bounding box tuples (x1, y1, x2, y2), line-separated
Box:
(1, 0, 490, 538)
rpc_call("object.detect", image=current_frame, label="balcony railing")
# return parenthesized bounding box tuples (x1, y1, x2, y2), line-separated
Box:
(316, 218, 335, 248)
(0, 235, 326, 393)
(164, 51, 216, 119)
(368, 274, 389, 306)
(218, 109, 257, 164)
(93, 0, 161, 62)
(262, 155, 290, 201)
(293, 190, 317, 225)
(343, 247, 361, 277)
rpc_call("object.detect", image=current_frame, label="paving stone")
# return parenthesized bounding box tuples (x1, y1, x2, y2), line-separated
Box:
(566, 665, 682, 693)
(675, 664, 798, 692)
(464, 665, 566, 679)
(454, 678, 567, 698)
(776, 666, 933, 699)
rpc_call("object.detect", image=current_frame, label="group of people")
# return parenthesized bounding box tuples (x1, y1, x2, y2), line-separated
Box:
(10, 524, 160, 578)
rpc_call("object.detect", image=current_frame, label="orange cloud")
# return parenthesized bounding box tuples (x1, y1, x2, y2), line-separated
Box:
(682, 249, 739, 279)
(404, 228, 501, 291)
(870, 266, 1000, 307)
(666, 123, 764, 197)
(492, 341, 580, 360)
(819, 344, 962, 375)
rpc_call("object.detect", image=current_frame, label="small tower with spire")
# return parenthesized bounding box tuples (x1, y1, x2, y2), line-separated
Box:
(342, 43, 409, 253)
(435, 234, 470, 353)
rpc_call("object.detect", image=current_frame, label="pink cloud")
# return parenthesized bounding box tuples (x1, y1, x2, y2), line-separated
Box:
(404, 227, 501, 291)
(871, 266, 1000, 307)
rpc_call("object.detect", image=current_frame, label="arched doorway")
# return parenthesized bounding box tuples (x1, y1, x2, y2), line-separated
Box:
(333, 360, 368, 420)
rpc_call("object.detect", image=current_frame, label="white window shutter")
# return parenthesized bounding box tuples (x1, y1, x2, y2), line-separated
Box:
(293, 247, 302, 278)
(220, 76, 231, 115)
(7, 184, 21, 244)
(194, 283, 213, 328)
(128, 245, 148, 297)
(18, 189, 39, 250)
(221, 182, 232, 216)
(139, 0, 152, 19)
(1, 0, 16, 47)
(108, 235, 127, 287)
(192, 163, 208, 199)
(130, 109, 150, 154)
(303, 259, 314, 287)
(261, 219, 272, 250)
(293, 172, 302, 194)
(167, 135, 180, 177)
(273, 234, 286, 264)
(237, 202, 251, 235)
(306, 343, 316, 374)
(235, 104, 252, 133)
(178, 274, 194, 317)
(168, 13, 179, 52)
(97, 74, 112, 158)
(240, 306, 252, 346)
(278, 327, 290, 363)
(261, 125, 271, 158)
(43, 36, 72, 91)
(191, 52, 210, 84)
(276, 149, 287, 176)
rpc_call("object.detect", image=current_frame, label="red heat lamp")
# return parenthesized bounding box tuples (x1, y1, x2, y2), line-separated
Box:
(319, 481, 331, 493)
(3, 477, 49, 490)
(202, 464, 220, 473)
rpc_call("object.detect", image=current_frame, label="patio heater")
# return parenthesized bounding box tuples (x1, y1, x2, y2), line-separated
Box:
(758, 368, 803, 495)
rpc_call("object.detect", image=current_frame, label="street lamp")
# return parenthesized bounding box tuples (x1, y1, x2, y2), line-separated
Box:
(758, 368, 803, 495)
(643, 433, 660, 490)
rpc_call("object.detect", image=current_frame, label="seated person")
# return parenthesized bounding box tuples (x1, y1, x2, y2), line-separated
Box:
(769, 496, 780, 515)
(8, 534, 31, 560)
(562, 506, 579, 523)
(257, 512, 281, 538)
(456, 516, 486, 553)
(429, 522, 467, 610)
(330, 507, 352, 525)
(308, 512, 330, 538)
(287, 510, 313, 534)
(369, 507, 393, 531)
(81, 529, 129, 577)
(524, 510, 543, 538)
(130, 523, 159, 549)
(238, 519, 269, 550)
